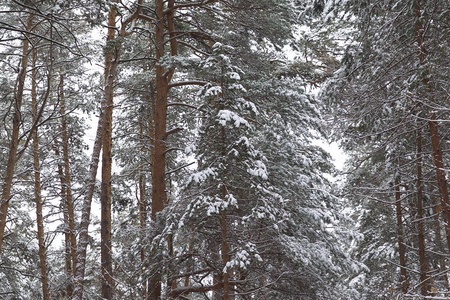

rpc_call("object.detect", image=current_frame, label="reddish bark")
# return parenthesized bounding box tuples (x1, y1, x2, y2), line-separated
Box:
(54, 144, 74, 297)
(0, 15, 33, 252)
(31, 48, 51, 300)
(414, 0, 450, 254)
(100, 3, 118, 299)
(416, 128, 430, 296)
(58, 73, 77, 275)
(72, 109, 104, 300)
(432, 196, 449, 290)
(428, 115, 450, 251)
(148, 1, 169, 298)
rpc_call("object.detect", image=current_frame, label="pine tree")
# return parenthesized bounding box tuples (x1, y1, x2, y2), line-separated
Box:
(323, 0, 450, 296)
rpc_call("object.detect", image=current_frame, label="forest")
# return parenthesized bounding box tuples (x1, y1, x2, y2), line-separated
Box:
(0, 0, 449, 299)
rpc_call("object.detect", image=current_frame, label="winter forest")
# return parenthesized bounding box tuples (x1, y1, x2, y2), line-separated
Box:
(0, 0, 449, 299)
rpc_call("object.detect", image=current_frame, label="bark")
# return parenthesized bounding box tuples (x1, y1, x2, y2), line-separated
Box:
(0, 15, 33, 252)
(101, 3, 119, 299)
(432, 196, 449, 290)
(152, 0, 168, 222)
(220, 125, 230, 300)
(54, 144, 74, 297)
(138, 173, 148, 299)
(31, 48, 51, 300)
(428, 115, 450, 252)
(416, 128, 430, 296)
(74, 2, 144, 298)
(414, 0, 450, 255)
(394, 174, 408, 293)
(52, 72, 77, 295)
(72, 109, 104, 300)
(138, 122, 148, 300)
(58, 73, 77, 275)
(220, 209, 230, 300)
(148, 1, 169, 298)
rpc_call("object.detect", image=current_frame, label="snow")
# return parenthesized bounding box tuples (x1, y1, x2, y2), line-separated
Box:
(190, 167, 217, 184)
(204, 86, 222, 97)
(217, 110, 249, 128)
(226, 71, 240, 80)
(247, 160, 268, 180)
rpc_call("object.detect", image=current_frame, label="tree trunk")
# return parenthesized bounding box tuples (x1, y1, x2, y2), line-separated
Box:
(220, 209, 230, 300)
(220, 126, 230, 300)
(416, 127, 430, 296)
(394, 173, 408, 293)
(414, 0, 450, 254)
(148, 1, 169, 298)
(428, 115, 450, 252)
(101, 3, 119, 299)
(58, 72, 77, 276)
(432, 196, 449, 290)
(72, 110, 104, 300)
(31, 48, 51, 300)
(138, 121, 148, 299)
(0, 14, 33, 252)
(54, 144, 74, 297)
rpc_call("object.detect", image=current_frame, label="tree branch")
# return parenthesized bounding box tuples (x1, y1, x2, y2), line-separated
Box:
(168, 80, 207, 89)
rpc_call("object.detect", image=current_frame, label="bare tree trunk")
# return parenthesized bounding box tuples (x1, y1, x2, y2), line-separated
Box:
(417, 127, 430, 296)
(432, 196, 449, 290)
(138, 121, 148, 299)
(394, 172, 408, 293)
(58, 72, 77, 276)
(165, 4, 178, 291)
(220, 126, 230, 300)
(72, 109, 104, 300)
(54, 144, 74, 297)
(428, 115, 450, 252)
(414, 0, 450, 254)
(101, 3, 119, 299)
(31, 48, 51, 300)
(220, 209, 230, 300)
(148, 1, 169, 298)
(0, 15, 33, 252)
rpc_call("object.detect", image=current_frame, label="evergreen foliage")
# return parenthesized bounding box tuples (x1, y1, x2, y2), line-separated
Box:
(0, 0, 448, 299)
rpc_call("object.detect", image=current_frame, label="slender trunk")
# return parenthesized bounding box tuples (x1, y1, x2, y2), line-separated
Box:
(428, 115, 450, 252)
(58, 73, 77, 274)
(212, 238, 223, 300)
(101, 3, 120, 298)
(72, 109, 104, 300)
(184, 241, 194, 287)
(54, 144, 73, 297)
(52, 73, 75, 296)
(147, 60, 157, 300)
(31, 48, 51, 300)
(164, 11, 178, 291)
(417, 128, 430, 296)
(414, 0, 450, 254)
(138, 177, 148, 300)
(100, 56, 114, 299)
(0, 15, 33, 252)
(138, 122, 148, 299)
(220, 126, 230, 300)
(220, 209, 230, 300)
(432, 196, 449, 290)
(394, 173, 408, 293)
